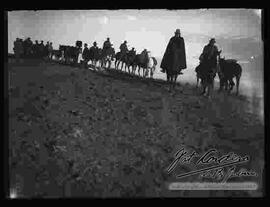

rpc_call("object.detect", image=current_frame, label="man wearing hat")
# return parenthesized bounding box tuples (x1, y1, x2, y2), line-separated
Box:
(89, 41, 99, 63)
(160, 29, 187, 75)
(13, 38, 24, 62)
(130, 47, 136, 56)
(120, 41, 128, 53)
(200, 38, 220, 63)
(82, 43, 90, 68)
(198, 38, 221, 96)
(119, 40, 128, 59)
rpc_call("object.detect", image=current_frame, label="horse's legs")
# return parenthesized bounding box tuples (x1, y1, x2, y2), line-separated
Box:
(125, 64, 127, 72)
(166, 73, 170, 82)
(131, 65, 135, 74)
(196, 75, 199, 88)
(201, 79, 206, 95)
(169, 75, 174, 91)
(236, 75, 240, 95)
(207, 80, 214, 97)
(121, 62, 124, 71)
(224, 80, 228, 91)
(143, 68, 146, 78)
(229, 79, 235, 91)
(173, 74, 177, 88)
(218, 77, 224, 92)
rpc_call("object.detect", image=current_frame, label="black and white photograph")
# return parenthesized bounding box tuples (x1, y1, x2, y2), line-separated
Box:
(6, 9, 265, 198)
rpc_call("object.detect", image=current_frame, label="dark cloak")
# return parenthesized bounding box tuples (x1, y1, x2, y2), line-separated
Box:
(160, 36, 187, 75)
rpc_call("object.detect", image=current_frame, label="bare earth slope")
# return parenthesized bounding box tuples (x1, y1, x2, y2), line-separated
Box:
(8, 59, 264, 197)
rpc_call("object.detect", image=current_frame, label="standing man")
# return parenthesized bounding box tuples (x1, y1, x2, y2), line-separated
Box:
(89, 41, 99, 67)
(39, 40, 45, 59)
(48, 42, 53, 60)
(13, 38, 23, 62)
(33, 40, 39, 58)
(82, 43, 90, 68)
(160, 29, 187, 76)
(45, 41, 50, 60)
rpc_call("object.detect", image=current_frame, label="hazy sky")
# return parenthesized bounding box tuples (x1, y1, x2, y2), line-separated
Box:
(8, 9, 262, 66)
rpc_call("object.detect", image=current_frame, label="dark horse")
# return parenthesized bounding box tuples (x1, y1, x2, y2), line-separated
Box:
(100, 47, 115, 69)
(115, 51, 127, 71)
(217, 56, 242, 95)
(124, 51, 137, 74)
(195, 50, 222, 97)
(59, 45, 80, 65)
(89, 47, 102, 69)
(134, 51, 149, 77)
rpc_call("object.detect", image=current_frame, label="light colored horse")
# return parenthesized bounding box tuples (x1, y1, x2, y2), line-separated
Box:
(145, 53, 157, 78)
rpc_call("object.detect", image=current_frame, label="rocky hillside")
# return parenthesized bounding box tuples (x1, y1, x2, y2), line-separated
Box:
(8, 59, 264, 197)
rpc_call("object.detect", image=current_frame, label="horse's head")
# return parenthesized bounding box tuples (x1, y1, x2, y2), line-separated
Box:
(219, 56, 226, 65)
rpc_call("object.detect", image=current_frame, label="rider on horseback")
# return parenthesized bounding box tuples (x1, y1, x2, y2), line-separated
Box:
(129, 47, 136, 56)
(197, 38, 222, 96)
(119, 40, 128, 59)
(160, 29, 186, 76)
(103, 38, 112, 50)
(120, 41, 128, 53)
(200, 38, 220, 65)
(199, 38, 221, 80)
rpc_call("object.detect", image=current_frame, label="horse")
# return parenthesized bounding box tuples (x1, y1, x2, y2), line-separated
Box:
(51, 49, 62, 62)
(145, 55, 157, 79)
(100, 47, 115, 69)
(217, 55, 242, 95)
(133, 50, 150, 77)
(195, 50, 222, 97)
(115, 51, 127, 71)
(89, 47, 103, 69)
(59, 45, 79, 65)
(197, 60, 217, 97)
(123, 50, 137, 74)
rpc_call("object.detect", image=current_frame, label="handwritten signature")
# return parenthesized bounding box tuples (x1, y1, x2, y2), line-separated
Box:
(166, 147, 257, 182)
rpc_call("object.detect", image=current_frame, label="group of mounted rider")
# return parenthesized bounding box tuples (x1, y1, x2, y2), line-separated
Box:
(79, 38, 158, 78)
(12, 28, 242, 96)
(160, 28, 242, 96)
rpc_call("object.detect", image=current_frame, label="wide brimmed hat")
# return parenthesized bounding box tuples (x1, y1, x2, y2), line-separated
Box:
(175, 29, 181, 34)
(209, 38, 216, 43)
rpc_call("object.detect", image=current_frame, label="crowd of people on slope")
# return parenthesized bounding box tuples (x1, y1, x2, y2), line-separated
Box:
(13, 37, 54, 61)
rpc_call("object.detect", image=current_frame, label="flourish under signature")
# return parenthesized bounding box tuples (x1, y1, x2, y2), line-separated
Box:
(166, 147, 256, 181)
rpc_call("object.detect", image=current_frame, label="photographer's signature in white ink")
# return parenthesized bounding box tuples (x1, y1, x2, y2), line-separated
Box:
(166, 147, 258, 182)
